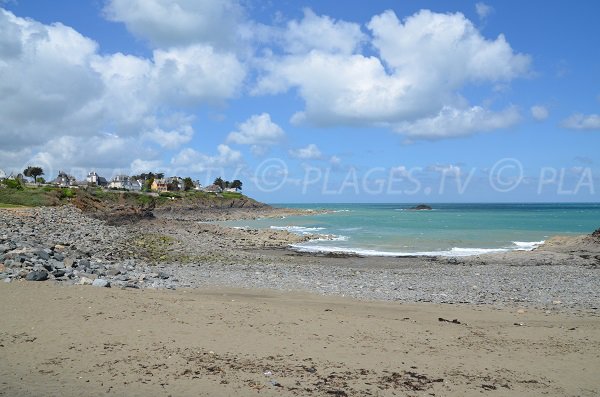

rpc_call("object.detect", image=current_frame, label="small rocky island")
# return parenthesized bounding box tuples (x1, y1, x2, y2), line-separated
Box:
(410, 204, 432, 210)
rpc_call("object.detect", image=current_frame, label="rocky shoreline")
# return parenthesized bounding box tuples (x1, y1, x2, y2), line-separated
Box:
(1, 205, 599, 311)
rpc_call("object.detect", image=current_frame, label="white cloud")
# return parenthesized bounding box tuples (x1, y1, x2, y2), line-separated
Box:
(0, 8, 247, 174)
(531, 105, 549, 121)
(171, 144, 243, 172)
(227, 113, 285, 145)
(0, 9, 104, 150)
(144, 126, 193, 149)
(283, 8, 365, 55)
(103, 0, 245, 49)
(368, 10, 529, 84)
(289, 144, 322, 160)
(396, 106, 521, 140)
(561, 113, 600, 130)
(151, 45, 246, 105)
(255, 9, 530, 137)
(475, 2, 494, 20)
(130, 158, 165, 174)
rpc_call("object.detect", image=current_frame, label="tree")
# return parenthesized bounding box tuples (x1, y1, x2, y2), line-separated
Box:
(23, 166, 44, 183)
(230, 179, 243, 190)
(213, 177, 225, 189)
(156, 172, 165, 179)
(183, 177, 194, 191)
(167, 178, 180, 191)
(144, 177, 154, 192)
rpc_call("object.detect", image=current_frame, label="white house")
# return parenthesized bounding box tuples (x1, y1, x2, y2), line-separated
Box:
(86, 171, 108, 186)
(108, 175, 131, 189)
(0, 169, 6, 181)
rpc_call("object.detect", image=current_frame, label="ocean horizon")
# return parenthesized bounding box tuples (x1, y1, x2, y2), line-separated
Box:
(217, 202, 600, 257)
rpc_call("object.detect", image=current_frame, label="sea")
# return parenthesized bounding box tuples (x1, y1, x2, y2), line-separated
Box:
(216, 203, 600, 257)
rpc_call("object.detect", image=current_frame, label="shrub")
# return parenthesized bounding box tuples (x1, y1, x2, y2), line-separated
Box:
(3, 179, 24, 190)
(60, 188, 76, 199)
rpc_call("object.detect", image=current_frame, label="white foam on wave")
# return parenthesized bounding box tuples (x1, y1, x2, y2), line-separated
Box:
(270, 225, 326, 234)
(289, 244, 510, 257)
(512, 240, 545, 250)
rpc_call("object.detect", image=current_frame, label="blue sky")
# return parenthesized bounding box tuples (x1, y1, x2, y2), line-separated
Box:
(0, 0, 599, 203)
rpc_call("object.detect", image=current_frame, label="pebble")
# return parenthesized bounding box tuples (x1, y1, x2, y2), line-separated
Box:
(92, 279, 110, 288)
(25, 270, 49, 281)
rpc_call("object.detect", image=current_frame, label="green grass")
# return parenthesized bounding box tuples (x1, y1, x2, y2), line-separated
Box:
(0, 186, 62, 207)
(221, 191, 243, 199)
(0, 203, 28, 208)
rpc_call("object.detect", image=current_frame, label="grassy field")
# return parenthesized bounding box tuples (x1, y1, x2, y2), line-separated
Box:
(0, 186, 64, 207)
(0, 185, 251, 209)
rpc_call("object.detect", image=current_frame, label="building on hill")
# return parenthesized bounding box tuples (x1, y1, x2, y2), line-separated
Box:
(53, 171, 77, 187)
(108, 175, 142, 191)
(0, 169, 6, 181)
(204, 184, 223, 193)
(86, 171, 108, 186)
(151, 178, 169, 192)
(108, 175, 130, 189)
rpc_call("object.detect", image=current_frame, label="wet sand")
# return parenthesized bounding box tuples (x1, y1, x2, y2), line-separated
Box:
(1, 282, 599, 396)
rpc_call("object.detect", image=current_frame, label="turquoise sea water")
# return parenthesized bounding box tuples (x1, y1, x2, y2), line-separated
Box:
(217, 203, 600, 257)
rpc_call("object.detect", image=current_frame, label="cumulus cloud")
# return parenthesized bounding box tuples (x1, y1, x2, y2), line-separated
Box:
(171, 144, 243, 172)
(396, 106, 521, 140)
(561, 113, 600, 130)
(0, 8, 247, 176)
(255, 9, 530, 138)
(289, 144, 322, 160)
(283, 8, 365, 55)
(151, 45, 245, 105)
(227, 113, 285, 145)
(531, 105, 549, 121)
(103, 0, 245, 49)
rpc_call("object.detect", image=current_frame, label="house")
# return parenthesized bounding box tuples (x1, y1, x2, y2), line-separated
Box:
(86, 171, 108, 186)
(151, 178, 169, 192)
(224, 187, 240, 193)
(108, 175, 130, 189)
(204, 184, 223, 193)
(129, 179, 142, 191)
(0, 169, 6, 181)
(53, 171, 76, 187)
(166, 176, 184, 191)
(193, 180, 203, 191)
(108, 175, 142, 191)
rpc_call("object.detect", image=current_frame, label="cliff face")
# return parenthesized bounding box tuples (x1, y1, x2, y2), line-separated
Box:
(71, 190, 269, 224)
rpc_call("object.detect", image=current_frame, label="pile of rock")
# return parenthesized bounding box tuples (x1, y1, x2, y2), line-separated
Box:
(0, 206, 175, 289)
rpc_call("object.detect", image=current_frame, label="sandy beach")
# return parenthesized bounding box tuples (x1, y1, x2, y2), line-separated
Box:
(1, 205, 600, 396)
(1, 282, 599, 397)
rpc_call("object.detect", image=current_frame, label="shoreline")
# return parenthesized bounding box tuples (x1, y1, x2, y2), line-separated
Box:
(1, 205, 599, 311)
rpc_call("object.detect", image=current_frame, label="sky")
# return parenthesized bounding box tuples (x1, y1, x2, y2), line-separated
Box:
(0, 0, 599, 203)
